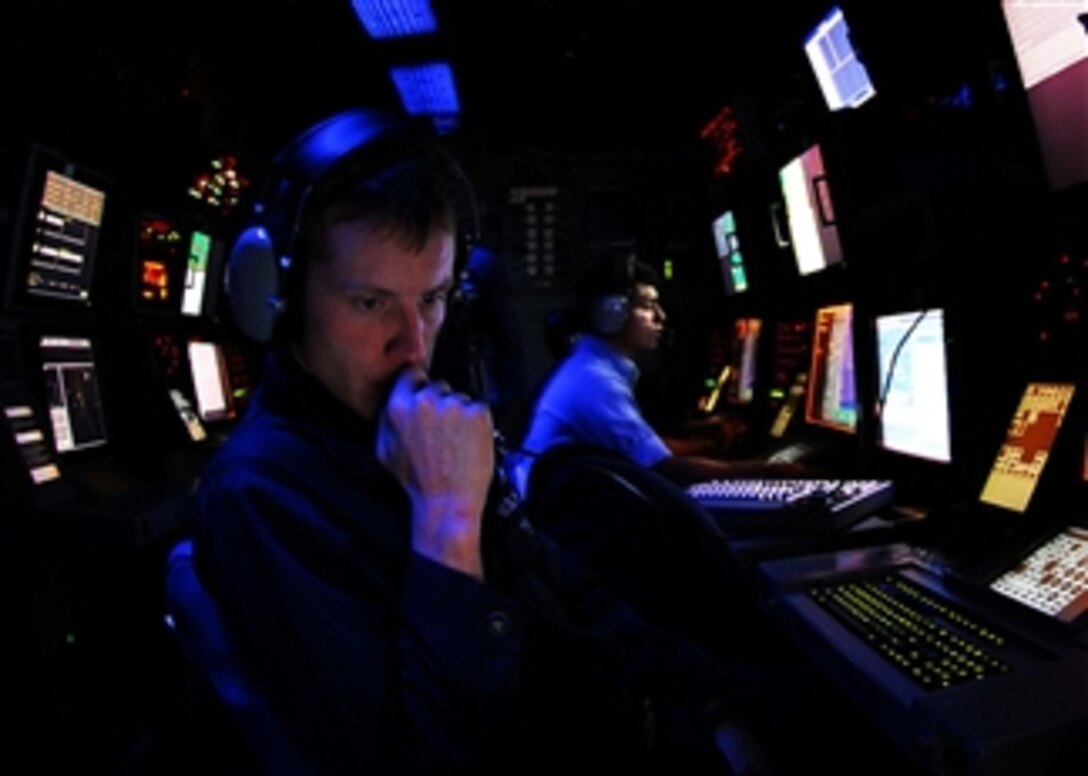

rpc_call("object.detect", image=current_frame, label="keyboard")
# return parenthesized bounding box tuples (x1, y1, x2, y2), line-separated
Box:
(808, 573, 1012, 690)
(685, 477, 894, 533)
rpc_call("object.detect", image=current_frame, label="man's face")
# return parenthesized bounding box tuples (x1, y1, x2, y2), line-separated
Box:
(295, 220, 457, 420)
(618, 282, 666, 354)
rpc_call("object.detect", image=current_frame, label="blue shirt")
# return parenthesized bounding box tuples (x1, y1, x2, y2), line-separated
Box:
(515, 335, 671, 495)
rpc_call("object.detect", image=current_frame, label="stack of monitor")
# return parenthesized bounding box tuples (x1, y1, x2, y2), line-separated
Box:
(738, 300, 954, 482)
(133, 212, 228, 322)
(1, 144, 245, 512)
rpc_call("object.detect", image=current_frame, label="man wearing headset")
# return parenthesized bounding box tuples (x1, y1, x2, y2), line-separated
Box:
(515, 254, 800, 496)
(190, 108, 775, 774)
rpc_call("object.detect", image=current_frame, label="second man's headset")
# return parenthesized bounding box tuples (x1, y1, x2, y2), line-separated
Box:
(226, 107, 479, 344)
(586, 253, 637, 336)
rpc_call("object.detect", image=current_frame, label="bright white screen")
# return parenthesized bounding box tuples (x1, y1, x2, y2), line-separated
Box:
(1002, 0, 1087, 88)
(876, 309, 952, 462)
(780, 145, 843, 275)
(188, 341, 231, 422)
(1001, 0, 1088, 190)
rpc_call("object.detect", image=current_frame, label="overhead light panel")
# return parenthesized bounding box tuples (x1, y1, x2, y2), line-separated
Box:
(351, 0, 437, 39)
(389, 62, 460, 116)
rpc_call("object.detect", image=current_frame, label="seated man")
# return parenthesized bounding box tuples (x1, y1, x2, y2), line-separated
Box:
(514, 256, 809, 660)
(514, 253, 800, 495)
(191, 107, 774, 774)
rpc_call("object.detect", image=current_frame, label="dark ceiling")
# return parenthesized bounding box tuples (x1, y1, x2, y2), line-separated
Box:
(3, 1, 1008, 193)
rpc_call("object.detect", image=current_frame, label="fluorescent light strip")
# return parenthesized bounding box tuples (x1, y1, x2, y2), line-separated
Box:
(390, 61, 460, 115)
(352, 0, 437, 39)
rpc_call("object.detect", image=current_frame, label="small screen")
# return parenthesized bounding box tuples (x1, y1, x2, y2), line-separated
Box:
(805, 303, 857, 433)
(134, 215, 184, 313)
(729, 317, 761, 405)
(168, 389, 208, 442)
(779, 144, 843, 276)
(989, 525, 1088, 623)
(979, 383, 1076, 513)
(181, 230, 225, 318)
(875, 309, 952, 462)
(187, 341, 234, 423)
(711, 209, 749, 294)
(804, 5, 876, 111)
(21, 168, 106, 305)
(39, 336, 109, 453)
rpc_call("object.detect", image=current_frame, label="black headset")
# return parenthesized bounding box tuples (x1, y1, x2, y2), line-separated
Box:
(226, 107, 478, 343)
(587, 253, 637, 336)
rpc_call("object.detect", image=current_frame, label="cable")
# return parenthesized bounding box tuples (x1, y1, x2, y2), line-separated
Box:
(876, 308, 929, 426)
(496, 439, 670, 521)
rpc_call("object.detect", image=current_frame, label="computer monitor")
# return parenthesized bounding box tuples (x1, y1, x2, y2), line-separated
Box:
(39, 335, 109, 453)
(979, 383, 1076, 514)
(180, 229, 226, 319)
(874, 308, 952, 462)
(803, 5, 876, 111)
(711, 209, 749, 294)
(778, 144, 844, 276)
(805, 303, 857, 433)
(187, 340, 235, 423)
(1001, 1, 1088, 192)
(5, 146, 109, 311)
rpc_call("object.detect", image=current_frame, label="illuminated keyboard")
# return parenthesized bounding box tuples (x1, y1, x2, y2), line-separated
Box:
(808, 573, 1012, 690)
(685, 478, 894, 533)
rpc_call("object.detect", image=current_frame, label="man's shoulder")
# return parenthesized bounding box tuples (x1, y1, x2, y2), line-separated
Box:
(548, 348, 619, 393)
(202, 408, 326, 484)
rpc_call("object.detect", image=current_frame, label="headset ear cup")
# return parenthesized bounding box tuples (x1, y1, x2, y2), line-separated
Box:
(227, 226, 283, 343)
(592, 294, 629, 335)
